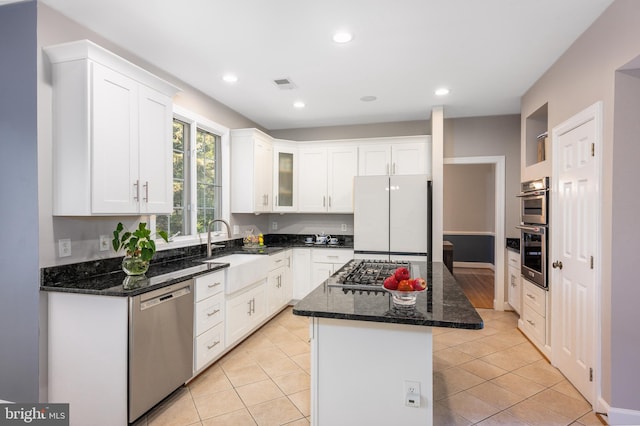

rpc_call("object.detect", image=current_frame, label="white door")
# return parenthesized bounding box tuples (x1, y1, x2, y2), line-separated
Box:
(138, 85, 173, 214)
(391, 142, 426, 175)
(91, 62, 139, 214)
(358, 144, 390, 176)
(327, 146, 357, 212)
(551, 103, 600, 405)
(298, 147, 328, 212)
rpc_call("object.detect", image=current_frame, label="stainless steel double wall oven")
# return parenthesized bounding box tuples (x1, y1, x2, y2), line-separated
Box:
(517, 177, 549, 289)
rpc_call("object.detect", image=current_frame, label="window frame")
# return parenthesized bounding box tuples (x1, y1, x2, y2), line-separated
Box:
(153, 105, 230, 248)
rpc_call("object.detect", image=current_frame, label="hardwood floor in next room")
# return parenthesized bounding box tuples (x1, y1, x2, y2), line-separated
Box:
(454, 267, 495, 309)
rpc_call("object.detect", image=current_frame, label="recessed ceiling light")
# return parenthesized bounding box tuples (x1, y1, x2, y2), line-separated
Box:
(333, 32, 353, 43)
(293, 101, 306, 109)
(222, 73, 238, 83)
(360, 96, 377, 102)
(435, 87, 450, 96)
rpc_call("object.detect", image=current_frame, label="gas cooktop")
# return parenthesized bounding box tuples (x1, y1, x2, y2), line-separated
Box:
(329, 259, 412, 293)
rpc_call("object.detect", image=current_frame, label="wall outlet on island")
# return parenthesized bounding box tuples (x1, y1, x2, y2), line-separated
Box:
(404, 380, 421, 408)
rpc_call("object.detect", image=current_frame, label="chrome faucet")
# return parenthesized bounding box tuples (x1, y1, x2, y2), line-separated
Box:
(207, 219, 232, 257)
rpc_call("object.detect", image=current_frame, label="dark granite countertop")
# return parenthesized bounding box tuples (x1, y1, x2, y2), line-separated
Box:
(40, 236, 354, 298)
(293, 261, 483, 330)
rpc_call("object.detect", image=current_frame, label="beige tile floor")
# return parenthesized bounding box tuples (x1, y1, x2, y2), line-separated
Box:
(133, 307, 607, 426)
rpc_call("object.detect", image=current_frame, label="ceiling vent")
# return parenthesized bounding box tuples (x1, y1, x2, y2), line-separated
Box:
(273, 78, 297, 90)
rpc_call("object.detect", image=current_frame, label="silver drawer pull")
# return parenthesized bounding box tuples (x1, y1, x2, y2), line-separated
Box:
(527, 319, 536, 326)
(207, 340, 220, 349)
(208, 282, 221, 288)
(207, 309, 220, 317)
(327, 255, 339, 259)
(526, 293, 535, 300)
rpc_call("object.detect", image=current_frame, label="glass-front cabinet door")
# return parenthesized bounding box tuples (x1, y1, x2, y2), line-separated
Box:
(273, 142, 297, 212)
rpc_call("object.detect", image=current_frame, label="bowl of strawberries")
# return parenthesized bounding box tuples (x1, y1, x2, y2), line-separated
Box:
(382, 266, 427, 306)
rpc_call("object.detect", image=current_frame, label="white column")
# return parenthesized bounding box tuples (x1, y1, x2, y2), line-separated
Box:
(431, 107, 444, 262)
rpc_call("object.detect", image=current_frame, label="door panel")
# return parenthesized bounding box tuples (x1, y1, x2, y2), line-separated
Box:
(553, 113, 597, 405)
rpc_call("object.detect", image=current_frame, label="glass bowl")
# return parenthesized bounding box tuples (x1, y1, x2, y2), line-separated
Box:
(383, 287, 426, 306)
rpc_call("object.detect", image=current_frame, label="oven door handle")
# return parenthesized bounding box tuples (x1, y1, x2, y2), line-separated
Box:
(516, 190, 547, 197)
(516, 225, 543, 232)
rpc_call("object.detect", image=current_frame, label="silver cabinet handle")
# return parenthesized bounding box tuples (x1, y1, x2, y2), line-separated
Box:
(133, 180, 140, 201)
(247, 300, 252, 315)
(251, 298, 256, 314)
(207, 308, 220, 317)
(323, 196, 326, 207)
(208, 282, 221, 288)
(526, 293, 535, 300)
(143, 181, 149, 202)
(328, 196, 332, 207)
(207, 340, 220, 350)
(527, 319, 535, 326)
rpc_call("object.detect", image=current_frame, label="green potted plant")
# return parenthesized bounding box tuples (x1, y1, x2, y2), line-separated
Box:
(112, 222, 168, 276)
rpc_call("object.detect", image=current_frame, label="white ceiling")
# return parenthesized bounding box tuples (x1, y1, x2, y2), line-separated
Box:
(39, 0, 614, 130)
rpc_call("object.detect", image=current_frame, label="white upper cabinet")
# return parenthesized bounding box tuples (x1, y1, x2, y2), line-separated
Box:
(45, 40, 179, 216)
(272, 140, 297, 212)
(358, 137, 431, 177)
(298, 145, 357, 213)
(230, 129, 273, 213)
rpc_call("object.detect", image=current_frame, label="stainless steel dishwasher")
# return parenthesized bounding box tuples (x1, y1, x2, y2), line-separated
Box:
(129, 280, 194, 423)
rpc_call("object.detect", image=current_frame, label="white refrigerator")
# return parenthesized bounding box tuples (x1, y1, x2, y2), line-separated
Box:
(353, 175, 432, 261)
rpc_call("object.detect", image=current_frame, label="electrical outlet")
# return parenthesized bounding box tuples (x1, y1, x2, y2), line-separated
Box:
(341, 223, 347, 232)
(404, 381, 421, 408)
(272, 221, 278, 230)
(99, 235, 110, 252)
(58, 239, 71, 257)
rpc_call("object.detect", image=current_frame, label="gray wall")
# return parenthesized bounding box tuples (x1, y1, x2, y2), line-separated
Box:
(443, 163, 496, 265)
(520, 0, 640, 410)
(0, 0, 39, 402)
(443, 115, 521, 239)
(37, 3, 262, 268)
(269, 120, 430, 141)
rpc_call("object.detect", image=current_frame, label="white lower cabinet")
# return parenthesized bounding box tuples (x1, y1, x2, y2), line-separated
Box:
(193, 270, 225, 374)
(507, 249, 522, 314)
(226, 280, 267, 345)
(519, 279, 549, 356)
(310, 248, 354, 289)
(267, 250, 292, 313)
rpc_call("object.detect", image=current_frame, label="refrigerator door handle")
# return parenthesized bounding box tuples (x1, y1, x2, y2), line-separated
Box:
(323, 196, 326, 207)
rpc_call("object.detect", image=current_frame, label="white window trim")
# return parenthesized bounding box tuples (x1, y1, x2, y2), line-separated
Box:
(154, 105, 230, 250)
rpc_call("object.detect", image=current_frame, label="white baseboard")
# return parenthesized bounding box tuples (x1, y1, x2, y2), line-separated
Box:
(453, 261, 495, 271)
(596, 397, 610, 418)
(608, 406, 640, 425)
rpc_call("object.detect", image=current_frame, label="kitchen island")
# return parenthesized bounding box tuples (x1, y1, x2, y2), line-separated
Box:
(293, 260, 483, 426)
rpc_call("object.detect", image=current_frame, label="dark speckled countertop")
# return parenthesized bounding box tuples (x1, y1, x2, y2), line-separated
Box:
(293, 261, 483, 329)
(40, 235, 354, 298)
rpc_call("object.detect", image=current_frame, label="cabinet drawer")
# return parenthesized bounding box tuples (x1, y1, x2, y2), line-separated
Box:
(311, 248, 353, 264)
(269, 250, 290, 271)
(521, 305, 545, 344)
(522, 281, 546, 317)
(195, 293, 224, 336)
(195, 322, 225, 372)
(195, 270, 225, 302)
(507, 249, 521, 268)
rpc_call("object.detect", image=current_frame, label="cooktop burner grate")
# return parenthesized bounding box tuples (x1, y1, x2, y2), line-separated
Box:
(330, 259, 411, 293)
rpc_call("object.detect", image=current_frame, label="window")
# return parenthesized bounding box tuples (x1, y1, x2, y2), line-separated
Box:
(156, 109, 228, 239)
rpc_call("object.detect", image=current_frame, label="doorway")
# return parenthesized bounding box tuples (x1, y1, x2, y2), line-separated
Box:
(443, 156, 506, 310)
